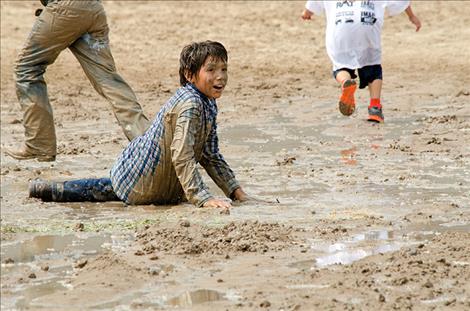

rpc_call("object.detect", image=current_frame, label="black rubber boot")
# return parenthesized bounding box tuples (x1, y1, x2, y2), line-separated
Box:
(29, 179, 56, 201)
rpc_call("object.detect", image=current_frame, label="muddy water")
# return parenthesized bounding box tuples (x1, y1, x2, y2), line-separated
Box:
(1, 95, 468, 309)
(167, 289, 227, 307)
(1, 233, 132, 309)
(222, 98, 468, 222)
(290, 223, 470, 270)
(2, 222, 466, 310)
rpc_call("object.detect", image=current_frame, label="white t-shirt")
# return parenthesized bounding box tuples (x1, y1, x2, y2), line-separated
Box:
(306, 0, 410, 70)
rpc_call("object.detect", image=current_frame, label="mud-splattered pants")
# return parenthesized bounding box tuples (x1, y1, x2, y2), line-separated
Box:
(49, 178, 118, 202)
(15, 0, 150, 156)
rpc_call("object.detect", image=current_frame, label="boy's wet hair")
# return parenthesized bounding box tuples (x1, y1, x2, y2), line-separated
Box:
(179, 41, 228, 86)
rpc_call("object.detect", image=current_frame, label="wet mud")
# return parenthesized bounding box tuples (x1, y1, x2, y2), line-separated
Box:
(1, 1, 470, 310)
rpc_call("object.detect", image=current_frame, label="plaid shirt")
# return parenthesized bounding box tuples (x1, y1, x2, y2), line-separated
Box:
(110, 83, 240, 207)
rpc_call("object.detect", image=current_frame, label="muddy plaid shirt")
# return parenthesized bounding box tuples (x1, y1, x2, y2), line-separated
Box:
(110, 83, 240, 207)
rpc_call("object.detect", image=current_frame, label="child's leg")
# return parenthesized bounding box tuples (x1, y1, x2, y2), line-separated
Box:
(29, 178, 119, 202)
(335, 70, 352, 84)
(367, 79, 384, 122)
(368, 79, 382, 103)
(334, 68, 357, 116)
(358, 65, 384, 122)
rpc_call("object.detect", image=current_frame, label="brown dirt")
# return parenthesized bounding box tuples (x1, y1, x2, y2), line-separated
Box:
(136, 221, 297, 255)
(1, 1, 469, 310)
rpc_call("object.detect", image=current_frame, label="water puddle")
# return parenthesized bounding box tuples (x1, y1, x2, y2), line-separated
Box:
(1, 234, 111, 263)
(1, 92, 467, 310)
(286, 284, 329, 290)
(315, 243, 401, 267)
(290, 222, 469, 270)
(166, 289, 226, 307)
(1, 233, 132, 310)
(14, 280, 71, 310)
(311, 229, 402, 268)
(421, 295, 458, 305)
(289, 229, 399, 270)
(340, 147, 358, 165)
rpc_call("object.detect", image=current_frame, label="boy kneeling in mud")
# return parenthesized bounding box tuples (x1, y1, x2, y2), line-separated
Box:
(30, 41, 248, 208)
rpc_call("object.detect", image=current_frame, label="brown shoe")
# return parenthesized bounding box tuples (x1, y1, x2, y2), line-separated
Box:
(4, 147, 55, 162)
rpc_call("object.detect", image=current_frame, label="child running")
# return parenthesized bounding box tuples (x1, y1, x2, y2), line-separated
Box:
(29, 41, 248, 209)
(301, 0, 421, 122)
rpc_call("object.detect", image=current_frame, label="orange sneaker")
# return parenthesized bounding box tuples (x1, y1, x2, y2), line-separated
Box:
(367, 106, 384, 123)
(338, 79, 357, 116)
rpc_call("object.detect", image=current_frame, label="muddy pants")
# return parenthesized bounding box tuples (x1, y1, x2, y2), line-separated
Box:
(47, 178, 119, 202)
(15, 0, 150, 156)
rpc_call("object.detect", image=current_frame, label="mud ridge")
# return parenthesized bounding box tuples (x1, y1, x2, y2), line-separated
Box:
(136, 220, 297, 255)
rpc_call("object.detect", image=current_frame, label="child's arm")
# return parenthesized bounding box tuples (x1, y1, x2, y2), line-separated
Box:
(199, 123, 248, 202)
(171, 103, 222, 208)
(231, 187, 249, 202)
(203, 198, 232, 208)
(405, 6, 421, 32)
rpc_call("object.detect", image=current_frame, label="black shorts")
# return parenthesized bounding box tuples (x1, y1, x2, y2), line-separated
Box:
(333, 64, 383, 89)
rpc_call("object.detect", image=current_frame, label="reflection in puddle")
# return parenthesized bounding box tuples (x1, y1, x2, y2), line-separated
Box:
(286, 284, 329, 289)
(289, 229, 401, 270)
(1, 233, 133, 265)
(310, 230, 394, 253)
(0, 233, 132, 310)
(316, 243, 401, 267)
(352, 230, 393, 241)
(299, 229, 404, 269)
(421, 295, 454, 305)
(167, 289, 225, 307)
(1, 234, 117, 263)
(340, 147, 357, 165)
(292, 224, 470, 270)
(15, 280, 69, 310)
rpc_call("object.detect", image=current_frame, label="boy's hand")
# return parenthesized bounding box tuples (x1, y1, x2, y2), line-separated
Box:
(409, 15, 421, 32)
(301, 9, 313, 20)
(405, 6, 421, 32)
(231, 188, 279, 204)
(203, 198, 231, 209)
(231, 187, 249, 202)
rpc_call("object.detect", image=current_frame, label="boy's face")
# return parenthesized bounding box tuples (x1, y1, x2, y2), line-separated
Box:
(190, 56, 228, 99)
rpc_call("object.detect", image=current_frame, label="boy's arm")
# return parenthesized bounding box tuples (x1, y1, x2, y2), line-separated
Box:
(199, 122, 242, 200)
(405, 6, 421, 32)
(170, 103, 215, 208)
(385, 0, 421, 32)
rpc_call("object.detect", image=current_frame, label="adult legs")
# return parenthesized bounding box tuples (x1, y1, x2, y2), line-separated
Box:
(69, 4, 150, 141)
(6, 6, 80, 160)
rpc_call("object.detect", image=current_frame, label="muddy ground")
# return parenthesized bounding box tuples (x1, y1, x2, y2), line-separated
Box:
(1, 1, 469, 310)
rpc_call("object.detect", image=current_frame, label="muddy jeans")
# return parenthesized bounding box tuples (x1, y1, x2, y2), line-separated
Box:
(52, 178, 119, 202)
(16, 0, 150, 156)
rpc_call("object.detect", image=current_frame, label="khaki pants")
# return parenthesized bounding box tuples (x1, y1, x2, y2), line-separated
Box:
(15, 0, 149, 156)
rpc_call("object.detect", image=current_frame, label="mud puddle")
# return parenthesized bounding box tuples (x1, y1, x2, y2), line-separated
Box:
(290, 222, 470, 270)
(100, 288, 239, 310)
(1, 233, 132, 310)
(167, 289, 227, 307)
(221, 103, 468, 222)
